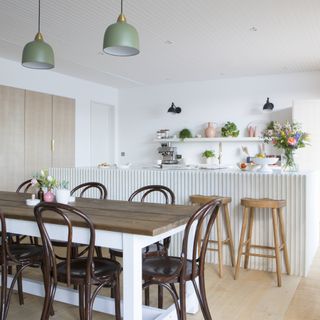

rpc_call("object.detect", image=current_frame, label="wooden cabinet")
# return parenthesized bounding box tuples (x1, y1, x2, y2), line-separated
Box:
(52, 95, 75, 167)
(0, 85, 75, 190)
(24, 90, 75, 179)
(0, 85, 25, 191)
(25, 90, 53, 178)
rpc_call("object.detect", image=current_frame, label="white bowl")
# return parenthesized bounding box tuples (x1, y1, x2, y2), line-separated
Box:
(68, 196, 76, 203)
(253, 157, 278, 172)
(117, 163, 132, 169)
(237, 162, 249, 171)
(253, 157, 278, 165)
(26, 199, 40, 207)
(237, 163, 261, 172)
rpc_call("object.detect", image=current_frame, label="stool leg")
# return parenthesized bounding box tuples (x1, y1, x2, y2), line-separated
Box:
(272, 209, 282, 287)
(244, 208, 254, 269)
(216, 211, 223, 278)
(223, 204, 235, 267)
(278, 208, 291, 275)
(235, 207, 249, 280)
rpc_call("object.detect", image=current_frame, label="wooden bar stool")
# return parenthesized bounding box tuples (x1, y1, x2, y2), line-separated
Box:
(189, 194, 235, 277)
(234, 198, 291, 287)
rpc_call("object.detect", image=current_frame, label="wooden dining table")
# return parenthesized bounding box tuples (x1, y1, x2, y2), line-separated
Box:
(0, 191, 199, 320)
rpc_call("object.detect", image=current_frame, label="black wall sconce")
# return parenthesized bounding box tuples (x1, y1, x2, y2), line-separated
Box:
(167, 102, 181, 114)
(263, 98, 274, 112)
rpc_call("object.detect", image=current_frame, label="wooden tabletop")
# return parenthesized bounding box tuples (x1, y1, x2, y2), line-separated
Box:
(0, 191, 198, 236)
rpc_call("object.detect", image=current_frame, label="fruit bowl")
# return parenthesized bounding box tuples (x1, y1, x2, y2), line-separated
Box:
(253, 157, 278, 172)
(237, 162, 249, 171)
(237, 162, 261, 172)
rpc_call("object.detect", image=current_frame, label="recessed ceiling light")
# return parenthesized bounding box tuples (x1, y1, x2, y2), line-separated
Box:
(249, 26, 258, 32)
(164, 40, 174, 45)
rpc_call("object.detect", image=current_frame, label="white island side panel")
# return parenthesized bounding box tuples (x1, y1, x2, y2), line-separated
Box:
(50, 167, 319, 276)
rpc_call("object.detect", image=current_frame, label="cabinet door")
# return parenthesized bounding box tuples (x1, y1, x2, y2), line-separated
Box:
(25, 90, 52, 178)
(52, 95, 75, 167)
(0, 85, 25, 191)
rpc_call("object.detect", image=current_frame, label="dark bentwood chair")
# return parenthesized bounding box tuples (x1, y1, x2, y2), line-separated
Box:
(11, 179, 41, 305)
(34, 202, 122, 320)
(70, 182, 108, 200)
(53, 182, 107, 259)
(109, 185, 175, 308)
(142, 198, 222, 320)
(15, 179, 39, 245)
(0, 209, 43, 319)
(16, 179, 33, 193)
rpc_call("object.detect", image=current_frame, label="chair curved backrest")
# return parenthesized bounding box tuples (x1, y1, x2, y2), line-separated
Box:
(181, 198, 221, 280)
(129, 185, 175, 251)
(16, 179, 33, 193)
(34, 202, 96, 287)
(128, 185, 175, 204)
(70, 182, 107, 200)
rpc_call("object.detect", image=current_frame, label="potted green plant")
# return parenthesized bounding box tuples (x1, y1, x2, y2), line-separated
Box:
(202, 149, 216, 164)
(56, 180, 70, 204)
(221, 121, 240, 137)
(179, 128, 192, 140)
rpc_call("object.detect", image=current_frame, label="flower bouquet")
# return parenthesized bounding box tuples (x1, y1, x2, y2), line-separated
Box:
(32, 169, 58, 201)
(263, 121, 310, 171)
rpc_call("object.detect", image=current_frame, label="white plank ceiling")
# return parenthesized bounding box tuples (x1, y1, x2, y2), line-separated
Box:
(0, 0, 320, 88)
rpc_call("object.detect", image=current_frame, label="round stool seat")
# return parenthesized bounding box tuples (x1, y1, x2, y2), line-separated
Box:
(190, 195, 231, 205)
(241, 198, 286, 209)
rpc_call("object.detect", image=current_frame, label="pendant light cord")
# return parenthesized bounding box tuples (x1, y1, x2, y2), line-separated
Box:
(121, 0, 123, 15)
(38, 0, 41, 33)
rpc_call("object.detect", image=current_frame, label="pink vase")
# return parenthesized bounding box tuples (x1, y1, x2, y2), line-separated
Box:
(204, 122, 215, 138)
(44, 190, 55, 202)
(248, 126, 256, 137)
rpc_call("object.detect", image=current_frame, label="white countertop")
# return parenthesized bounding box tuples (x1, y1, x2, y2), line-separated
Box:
(95, 163, 315, 176)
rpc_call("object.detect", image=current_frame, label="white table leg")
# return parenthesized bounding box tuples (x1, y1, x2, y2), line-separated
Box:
(186, 221, 199, 314)
(123, 233, 143, 320)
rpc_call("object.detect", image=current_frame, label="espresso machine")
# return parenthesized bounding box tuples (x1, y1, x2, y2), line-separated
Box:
(158, 143, 179, 164)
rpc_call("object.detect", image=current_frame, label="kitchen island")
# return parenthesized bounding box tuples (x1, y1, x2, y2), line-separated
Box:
(51, 167, 319, 276)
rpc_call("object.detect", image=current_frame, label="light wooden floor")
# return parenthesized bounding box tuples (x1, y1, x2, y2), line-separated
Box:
(6, 248, 320, 319)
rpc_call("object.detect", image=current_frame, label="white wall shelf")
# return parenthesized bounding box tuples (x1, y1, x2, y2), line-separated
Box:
(154, 137, 263, 143)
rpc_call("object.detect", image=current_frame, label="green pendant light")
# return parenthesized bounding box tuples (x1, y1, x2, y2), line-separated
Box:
(103, 0, 139, 56)
(22, 0, 54, 69)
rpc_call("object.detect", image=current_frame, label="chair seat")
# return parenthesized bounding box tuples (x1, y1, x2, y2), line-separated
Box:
(9, 244, 43, 262)
(110, 242, 167, 258)
(57, 257, 121, 281)
(142, 256, 197, 282)
(241, 198, 286, 209)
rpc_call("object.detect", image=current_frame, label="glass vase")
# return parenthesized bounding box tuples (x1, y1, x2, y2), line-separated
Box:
(43, 189, 55, 202)
(281, 150, 297, 172)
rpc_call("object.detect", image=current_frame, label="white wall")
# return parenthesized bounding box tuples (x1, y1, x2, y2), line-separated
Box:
(119, 72, 320, 165)
(0, 57, 118, 167)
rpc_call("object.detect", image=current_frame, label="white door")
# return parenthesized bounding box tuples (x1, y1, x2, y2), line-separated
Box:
(90, 102, 115, 166)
